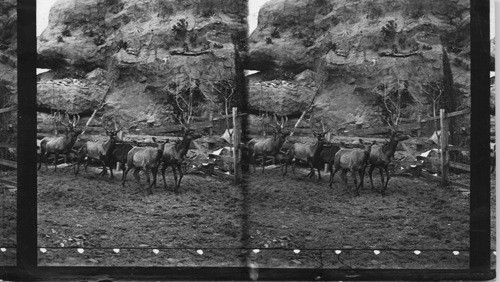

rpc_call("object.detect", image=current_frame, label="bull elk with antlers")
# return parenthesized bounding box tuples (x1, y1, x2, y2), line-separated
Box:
(74, 118, 123, 178)
(248, 114, 290, 173)
(38, 112, 81, 172)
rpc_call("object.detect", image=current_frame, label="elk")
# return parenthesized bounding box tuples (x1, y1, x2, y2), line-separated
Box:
(367, 130, 409, 195)
(248, 115, 289, 173)
(330, 139, 373, 196)
(282, 117, 328, 179)
(74, 118, 123, 178)
(107, 141, 137, 181)
(321, 142, 343, 186)
(38, 112, 81, 172)
(122, 138, 165, 194)
(160, 127, 202, 194)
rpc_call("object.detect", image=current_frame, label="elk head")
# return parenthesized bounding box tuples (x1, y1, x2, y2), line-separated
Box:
(310, 116, 329, 142)
(102, 116, 123, 139)
(388, 128, 410, 142)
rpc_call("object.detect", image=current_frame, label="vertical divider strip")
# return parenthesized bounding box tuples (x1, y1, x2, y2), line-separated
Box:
(17, 0, 38, 271)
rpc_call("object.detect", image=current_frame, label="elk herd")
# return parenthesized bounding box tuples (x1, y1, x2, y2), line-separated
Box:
(248, 114, 409, 196)
(38, 112, 201, 195)
(37, 111, 410, 196)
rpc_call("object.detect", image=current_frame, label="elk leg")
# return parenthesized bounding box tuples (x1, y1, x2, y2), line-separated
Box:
(38, 149, 44, 170)
(151, 165, 159, 189)
(44, 153, 49, 170)
(329, 167, 340, 188)
(368, 165, 376, 190)
(317, 167, 322, 181)
(144, 167, 153, 194)
(357, 169, 364, 195)
(53, 152, 59, 172)
(172, 166, 179, 194)
(328, 164, 333, 186)
(74, 156, 82, 175)
(100, 161, 108, 176)
(161, 163, 168, 190)
(108, 162, 115, 179)
(251, 154, 256, 173)
(176, 164, 184, 192)
(378, 167, 385, 192)
(122, 166, 132, 186)
(133, 167, 142, 190)
(351, 169, 359, 196)
(84, 158, 89, 173)
(307, 162, 315, 178)
(120, 163, 126, 182)
(382, 166, 390, 196)
(281, 157, 289, 176)
(340, 169, 348, 188)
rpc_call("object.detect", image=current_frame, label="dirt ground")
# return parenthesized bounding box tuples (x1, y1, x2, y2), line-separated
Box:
(0, 169, 16, 265)
(245, 166, 494, 269)
(0, 163, 496, 269)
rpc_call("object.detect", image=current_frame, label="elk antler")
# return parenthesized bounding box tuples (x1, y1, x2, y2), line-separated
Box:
(113, 117, 123, 133)
(280, 115, 288, 129)
(72, 114, 81, 127)
(309, 116, 318, 136)
(320, 118, 328, 133)
(52, 111, 64, 125)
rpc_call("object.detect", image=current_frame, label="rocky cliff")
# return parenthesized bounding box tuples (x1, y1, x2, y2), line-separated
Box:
(37, 0, 247, 130)
(247, 0, 471, 132)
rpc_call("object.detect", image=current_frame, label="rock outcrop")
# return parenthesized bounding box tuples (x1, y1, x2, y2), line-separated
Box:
(37, 0, 247, 129)
(247, 0, 471, 131)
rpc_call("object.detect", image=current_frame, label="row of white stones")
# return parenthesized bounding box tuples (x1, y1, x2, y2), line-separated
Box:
(0, 248, 488, 256)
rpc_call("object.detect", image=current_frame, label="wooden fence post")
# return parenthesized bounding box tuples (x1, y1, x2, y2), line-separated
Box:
(209, 111, 214, 136)
(417, 114, 422, 137)
(440, 109, 449, 186)
(324, 132, 331, 174)
(232, 107, 240, 184)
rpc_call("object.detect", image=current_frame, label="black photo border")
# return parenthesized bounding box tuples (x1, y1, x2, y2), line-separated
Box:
(1, 0, 495, 280)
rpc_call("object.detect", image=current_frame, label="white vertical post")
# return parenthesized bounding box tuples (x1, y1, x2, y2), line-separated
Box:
(232, 107, 240, 184)
(440, 109, 449, 186)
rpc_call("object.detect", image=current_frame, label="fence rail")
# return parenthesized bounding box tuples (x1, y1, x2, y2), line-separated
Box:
(0, 105, 16, 114)
(0, 158, 16, 168)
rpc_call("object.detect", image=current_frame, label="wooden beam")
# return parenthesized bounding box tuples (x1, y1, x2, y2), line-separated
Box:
(0, 158, 17, 168)
(343, 122, 422, 136)
(420, 108, 470, 123)
(450, 161, 470, 172)
(448, 146, 469, 152)
(212, 113, 247, 121)
(0, 179, 17, 186)
(0, 143, 15, 148)
(0, 105, 17, 114)
(419, 172, 469, 189)
(420, 156, 470, 172)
